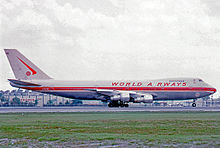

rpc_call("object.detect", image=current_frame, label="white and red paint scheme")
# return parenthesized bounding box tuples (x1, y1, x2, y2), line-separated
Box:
(4, 49, 216, 107)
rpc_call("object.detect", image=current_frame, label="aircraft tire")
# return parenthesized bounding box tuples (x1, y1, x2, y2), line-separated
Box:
(192, 103, 196, 107)
(108, 102, 120, 107)
(120, 104, 126, 107)
(115, 104, 120, 107)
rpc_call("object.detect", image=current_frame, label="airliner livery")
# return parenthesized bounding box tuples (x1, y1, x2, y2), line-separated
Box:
(4, 49, 216, 107)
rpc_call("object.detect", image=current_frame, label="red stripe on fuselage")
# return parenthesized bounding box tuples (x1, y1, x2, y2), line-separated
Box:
(21, 86, 216, 92)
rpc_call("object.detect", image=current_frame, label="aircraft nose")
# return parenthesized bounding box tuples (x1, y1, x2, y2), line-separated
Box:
(210, 86, 217, 94)
(213, 87, 217, 93)
(206, 83, 217, 94)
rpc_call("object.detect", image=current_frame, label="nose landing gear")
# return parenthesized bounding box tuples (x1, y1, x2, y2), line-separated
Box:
(192, 103, 196, 107)
(192, 99, 197, 107)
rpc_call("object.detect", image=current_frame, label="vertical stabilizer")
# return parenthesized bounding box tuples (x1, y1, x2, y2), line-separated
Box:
(4, 49, 52, 80)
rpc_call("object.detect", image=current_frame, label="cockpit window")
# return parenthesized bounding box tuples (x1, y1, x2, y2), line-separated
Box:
(198, 79, 203, 82)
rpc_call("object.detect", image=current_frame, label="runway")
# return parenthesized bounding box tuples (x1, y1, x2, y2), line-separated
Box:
(0, 106, 220, 113)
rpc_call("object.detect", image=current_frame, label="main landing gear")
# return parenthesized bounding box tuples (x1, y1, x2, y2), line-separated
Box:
(108, 101, 129, 107)
(192, 99, 196, 107)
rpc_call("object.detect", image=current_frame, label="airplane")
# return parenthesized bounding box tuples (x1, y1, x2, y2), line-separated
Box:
(4, 49, 217, 107)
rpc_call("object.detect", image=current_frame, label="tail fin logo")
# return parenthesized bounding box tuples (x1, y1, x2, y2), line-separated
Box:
(17, 57, 37, 76)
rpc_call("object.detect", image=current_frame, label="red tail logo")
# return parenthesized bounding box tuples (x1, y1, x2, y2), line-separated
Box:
(17, 57, 37, 76)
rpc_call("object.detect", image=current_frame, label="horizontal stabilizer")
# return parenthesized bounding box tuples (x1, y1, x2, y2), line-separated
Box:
(8, 79, 41, 86)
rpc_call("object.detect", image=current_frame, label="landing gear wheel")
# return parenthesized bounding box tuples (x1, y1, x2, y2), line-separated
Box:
(120, 104, 125, 107)
(108, 101, 120, 107)
(192, 103, 196, 107)
(108, 103, 113, 107)
(119, 101, 125, 107)
(108, 101, 129, 108)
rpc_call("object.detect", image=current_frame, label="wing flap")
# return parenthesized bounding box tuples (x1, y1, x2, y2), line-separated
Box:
(87, 89, 118, 96)
(88, 89, 138, 97)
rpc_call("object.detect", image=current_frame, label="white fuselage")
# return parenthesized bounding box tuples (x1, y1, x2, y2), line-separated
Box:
(10, 78, 216, 102)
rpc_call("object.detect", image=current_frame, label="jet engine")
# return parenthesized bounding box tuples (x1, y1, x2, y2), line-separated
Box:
(134, 94, 153, 103)
(110, 92, 130, 102)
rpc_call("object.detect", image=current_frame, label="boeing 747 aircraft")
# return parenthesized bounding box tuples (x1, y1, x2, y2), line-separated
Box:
(4, 49, 216, 107)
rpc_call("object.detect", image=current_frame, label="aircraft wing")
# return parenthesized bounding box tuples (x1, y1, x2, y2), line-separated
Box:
(88, 88, 156, 103)
(87, 89, 120, 96)
(88, 88, 154, 97)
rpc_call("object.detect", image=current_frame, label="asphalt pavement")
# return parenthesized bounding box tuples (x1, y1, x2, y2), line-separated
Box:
(0, 106, 220, 113)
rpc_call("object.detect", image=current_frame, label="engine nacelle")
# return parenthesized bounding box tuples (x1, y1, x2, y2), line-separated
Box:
(110, 92, 130, 102)
(134, 94, 153, 103)
(111, 95, 121, 101)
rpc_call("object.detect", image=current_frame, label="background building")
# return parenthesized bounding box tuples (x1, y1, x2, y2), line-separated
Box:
(0, 89, 219, 107)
